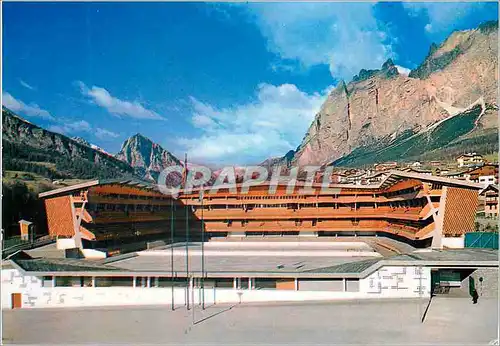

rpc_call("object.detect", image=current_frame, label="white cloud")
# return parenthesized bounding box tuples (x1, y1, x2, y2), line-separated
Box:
(46, 125, 66, 134)
(77, 81, 164, 120)
(95, 128, 120, 139)
(48, 120, 91, 135)
(2, 92, 54, 120)
(19, 79, 35, 90)
(404, 3, 472, 27)
(395, 65, 411, 76)
(177, 83, 331, 164)
(403, 3, 493, 36)
(48, 120, 118, 141)
(245, 3, 394, 81)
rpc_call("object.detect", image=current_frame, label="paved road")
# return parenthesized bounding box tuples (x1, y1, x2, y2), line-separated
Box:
(2, 297, 498, 345)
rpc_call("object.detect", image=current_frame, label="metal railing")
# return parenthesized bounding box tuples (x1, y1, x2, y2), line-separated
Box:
(1, 235, 56, 258)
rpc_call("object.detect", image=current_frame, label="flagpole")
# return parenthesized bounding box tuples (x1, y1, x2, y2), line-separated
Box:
(201, 188, 205, 310)
(184, 153, 190, 311)
(170, 196, 175, 311)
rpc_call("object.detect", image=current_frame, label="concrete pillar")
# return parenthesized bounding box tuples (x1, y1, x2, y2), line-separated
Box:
(294, 278, 298, 291)
(343, 278, 347, 292)
(132, 276, 136, 288)
(91, 277, 95, 288)
(51, 276, 56, 288)
(147, 277, 151, 288)
(248, 278, 252, 290)
(233, 278, 237, 289)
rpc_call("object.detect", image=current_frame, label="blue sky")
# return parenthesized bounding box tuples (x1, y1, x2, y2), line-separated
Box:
(2, 2, 498, 165)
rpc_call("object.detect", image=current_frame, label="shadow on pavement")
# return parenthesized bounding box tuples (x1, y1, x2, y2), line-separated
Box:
(193, 304, 236, 325)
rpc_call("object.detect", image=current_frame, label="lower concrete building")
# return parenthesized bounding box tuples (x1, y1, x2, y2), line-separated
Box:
(2, 245, 497, 309)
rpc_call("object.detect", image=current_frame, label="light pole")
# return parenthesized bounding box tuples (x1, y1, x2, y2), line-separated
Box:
(192, 275, 195, 324)
(419, 265, 423, 323)
(170, 197, 175, 311)
(200, 189, 205, 310)
(185, 196, 190, 310)
(184, 153, 190, 311)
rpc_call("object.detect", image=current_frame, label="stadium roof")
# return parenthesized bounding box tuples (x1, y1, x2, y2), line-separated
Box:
(9, 248, 498, 279)
(38, 170, 484, 199)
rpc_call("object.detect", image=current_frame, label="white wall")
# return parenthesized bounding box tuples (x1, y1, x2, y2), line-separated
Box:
(359, 266, 431, 298)
(141, 249, 381, 258)
(441, 237, 465, 249)
(82, 249, 107, 259)
(204, 241, 373, 249)
(1, 266, 431, 309)
(56, 238, 76, 250)
(479, 175, 496, 186)
(6, 286, 426, 310)
(1, 269, 43, 309)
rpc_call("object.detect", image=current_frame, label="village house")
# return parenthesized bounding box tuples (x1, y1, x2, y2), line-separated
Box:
(479, 184, 499, 218)
(456, 153, 484, 168)
(374, 162, 398, 172)
(462, 164, 498, 186)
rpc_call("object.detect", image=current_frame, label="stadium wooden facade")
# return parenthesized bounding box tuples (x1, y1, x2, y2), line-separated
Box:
(39, 171, 484, 252)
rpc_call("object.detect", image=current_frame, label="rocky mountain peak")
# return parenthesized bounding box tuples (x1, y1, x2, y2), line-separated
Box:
(352, 59, 399, 83)
(381, 58, 395, 70)
(71, 136, 90, 147)
(290, 21, 498, 167)
(478, 20, 498, 34)
(116, 133, 181, 181)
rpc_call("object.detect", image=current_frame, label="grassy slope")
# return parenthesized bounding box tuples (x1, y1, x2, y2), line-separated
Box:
(333, 105, 497, 167)
(2, 107, 136, 180)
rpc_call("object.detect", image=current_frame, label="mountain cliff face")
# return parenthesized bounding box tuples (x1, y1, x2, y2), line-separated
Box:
(2, 107, 135, 179)
(116, 134, 181, 181)
(292, 21, 498, 167)
(259, 150, 295, 169)
(72, 136, 113, 157)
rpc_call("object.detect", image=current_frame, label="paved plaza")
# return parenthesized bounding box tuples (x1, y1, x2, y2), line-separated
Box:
(103, 237, 416, 273)
(2, 297, 498, 345)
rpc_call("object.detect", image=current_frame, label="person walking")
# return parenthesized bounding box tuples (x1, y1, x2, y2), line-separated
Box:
(472, 288, 479, 304)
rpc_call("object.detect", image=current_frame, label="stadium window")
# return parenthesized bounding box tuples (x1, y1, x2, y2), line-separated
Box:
(135, 277, 148, 287)
(95, 277, 134, 287)
(158, 277, 185, 288)
(239, 278, 249, 289)
(346, 279, 359, 292)
(42, 276, 54, 287)
(254, 278, 277, 290)
(55, 276, 80, 287)
(214, 278, 234, 288)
